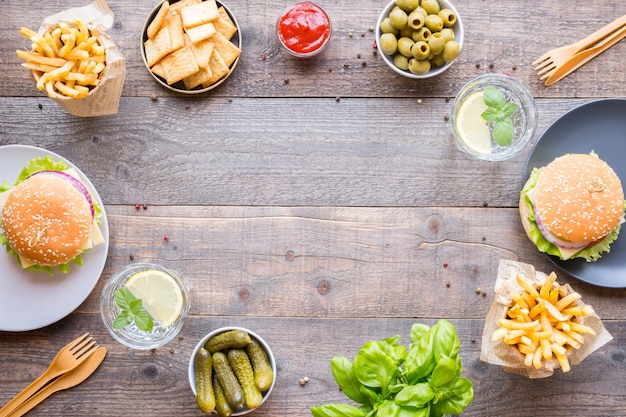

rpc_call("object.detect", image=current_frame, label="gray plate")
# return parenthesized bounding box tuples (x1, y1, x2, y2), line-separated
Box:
(524, 98, 626, 288)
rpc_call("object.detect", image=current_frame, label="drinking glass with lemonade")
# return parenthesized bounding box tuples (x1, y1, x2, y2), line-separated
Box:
(100, 262, 190, 349)
(451, 74, 537, 161)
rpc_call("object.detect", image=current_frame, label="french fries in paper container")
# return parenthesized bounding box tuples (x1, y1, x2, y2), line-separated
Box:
(480, 260, 613, 378)
(15, 0, 125, 117)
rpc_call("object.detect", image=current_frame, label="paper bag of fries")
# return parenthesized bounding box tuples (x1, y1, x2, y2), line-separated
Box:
(480, 260, 613, 378)
(16, 0, 125, 117)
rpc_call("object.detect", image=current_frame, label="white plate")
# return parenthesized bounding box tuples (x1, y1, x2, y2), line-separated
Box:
(0, 145, 109, 331)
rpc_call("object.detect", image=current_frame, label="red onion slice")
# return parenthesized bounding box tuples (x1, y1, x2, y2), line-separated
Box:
(534, 207, 588, 250)
(28, 170, 95, 220)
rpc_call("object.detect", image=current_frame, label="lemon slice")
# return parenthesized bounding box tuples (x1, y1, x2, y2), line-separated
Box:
(455, 90, 492, 155)
(125, 269, 183, 328)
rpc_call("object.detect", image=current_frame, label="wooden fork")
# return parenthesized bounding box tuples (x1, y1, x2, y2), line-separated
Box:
(533, 14, 626, 83)
(0, 333, 97, 417)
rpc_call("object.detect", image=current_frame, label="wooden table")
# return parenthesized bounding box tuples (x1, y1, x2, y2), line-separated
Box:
(2, 0, 626, 415)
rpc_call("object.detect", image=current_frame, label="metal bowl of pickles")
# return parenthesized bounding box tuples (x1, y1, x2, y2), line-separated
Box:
(188, 326, 276, 415)
(376, 0, 463, 79)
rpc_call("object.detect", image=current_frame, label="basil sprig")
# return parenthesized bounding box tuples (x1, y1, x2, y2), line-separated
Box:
(311, 320, 474, 417)
(481, 85, 518, 147)
(112, 288, 154, 332)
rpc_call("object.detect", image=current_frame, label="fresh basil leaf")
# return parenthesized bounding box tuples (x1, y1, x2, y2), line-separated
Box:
(430, 355, 457, 387)
(112, 311, 133, 329)
(482, 86, 505, 108)
(330, 357, 370, 405)
(410, 323, 430, 345)
(431, 377, 474, 415)
(354, 340, 398, 389)
(432, 320, 460, 360)
(394, 383, 434, 408)
(381, 336, 407, 365)
(311, 404, 367, 417)
(134, 308, 154, 332)
(404, 330, 435, 383)
(114, 287, 135, 311)
(493, 118, 515, 146)
(378, 400, 430, 417)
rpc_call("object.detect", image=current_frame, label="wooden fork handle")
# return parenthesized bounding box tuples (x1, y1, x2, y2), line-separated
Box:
(546, 24, 626, 86)
(574, 13, 626, 53)
(0, 370, 60, 417)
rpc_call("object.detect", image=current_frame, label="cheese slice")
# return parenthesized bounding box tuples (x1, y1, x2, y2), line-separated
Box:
(0, 168, 105, 267)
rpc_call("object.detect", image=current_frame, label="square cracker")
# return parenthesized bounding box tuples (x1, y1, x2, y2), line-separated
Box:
(147, 1, 170, 40)
(165, 12, 185, 52)
(180, 0, 219, 29)
(210, 32, 240, 67)
(214, 13, 238, 40)
(144, 26, 172, 67)
(151, 62, 167, 79)
(160, 45, 199, 85)
(185, 22, 216, 44)
(185, 34, 214, 69)
(203, 49, 230, 86)
(183, 67, 212, 89)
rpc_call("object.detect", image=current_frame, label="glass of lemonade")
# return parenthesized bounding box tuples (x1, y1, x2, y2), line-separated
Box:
(100, 262, 190, 350)
(451, 74, 537, 161)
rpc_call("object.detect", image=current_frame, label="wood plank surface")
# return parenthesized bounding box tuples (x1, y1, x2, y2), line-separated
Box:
(2, 0, 626, 415)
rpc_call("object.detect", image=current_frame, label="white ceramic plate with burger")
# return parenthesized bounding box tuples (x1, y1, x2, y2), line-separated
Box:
(522, 98, 626, 288)
(0, 144, 109, 331)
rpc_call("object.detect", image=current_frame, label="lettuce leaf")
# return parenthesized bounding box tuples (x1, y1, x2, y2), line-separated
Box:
(0, 156, 100, 274)
(521, 166, 624, 262)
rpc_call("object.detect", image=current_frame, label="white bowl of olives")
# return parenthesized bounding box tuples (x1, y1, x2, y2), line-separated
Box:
(376, 0, 463, 78)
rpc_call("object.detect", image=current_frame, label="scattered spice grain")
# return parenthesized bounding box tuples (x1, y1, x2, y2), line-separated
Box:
(150, 93, 158, 101)
(38, 103, 43, 109)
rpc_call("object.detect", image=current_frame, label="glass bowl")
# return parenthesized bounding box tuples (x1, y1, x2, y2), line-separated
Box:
(375, 0, 463, 79)
(188, 326, 277, 415)
(277, 1, 332, 57)
(451, 74, 538, 161)
(100, 262, 190, 350)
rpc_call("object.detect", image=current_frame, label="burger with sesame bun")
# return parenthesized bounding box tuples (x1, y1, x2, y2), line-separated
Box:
(0, 156, 104, 273)
(520, 152, 626, 262)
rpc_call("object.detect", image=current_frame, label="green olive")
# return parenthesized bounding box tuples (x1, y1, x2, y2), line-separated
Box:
(394, 0, 419, 12)
(399, 26, 414, 38)
(442, 40, 461, 62)
(411, 41, 430, 60)
(406, 11, 425, 30)
(440, 28, 455, 43)
(379, 33, 398, 56)
(420, 0, 441, 15)
(424, 14, 444, 32)
(412, 27, 432, 42)
(380, 17, 399, 35)
(389, 7, 408, 30)
(427, 32, 446, 55)
(393, 53, 410, 70)
(438, 9, 457, 27)
(408, 58, 431, 75)
(396, 37, 415, 57)
(431, 53, 446, 68)
(414, 7, 428, 18)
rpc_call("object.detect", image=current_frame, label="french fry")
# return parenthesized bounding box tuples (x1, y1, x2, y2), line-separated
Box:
(496, 272, 595, 373)
(16, 19, 107, 99)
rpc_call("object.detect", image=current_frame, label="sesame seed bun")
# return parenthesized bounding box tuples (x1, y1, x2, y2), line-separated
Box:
(534, 154, 624, 244)
(1, 174, 92, 266)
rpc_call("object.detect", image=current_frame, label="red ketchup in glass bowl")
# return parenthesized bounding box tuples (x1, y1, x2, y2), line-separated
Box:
(277, 2, 331, 57)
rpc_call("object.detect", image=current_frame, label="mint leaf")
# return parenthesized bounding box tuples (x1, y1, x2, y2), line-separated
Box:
(113, 311, 133, 329)
(481, 86, 518, 147)
(134, 310, 154, 332)
(115, 287, 135, 310)
(482, 86, 505, 108)
(492, 119, 515, 146)
(112, 288, 154, 332)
